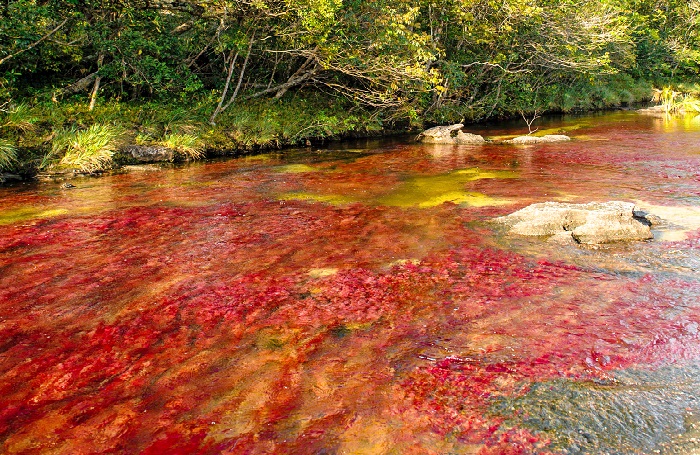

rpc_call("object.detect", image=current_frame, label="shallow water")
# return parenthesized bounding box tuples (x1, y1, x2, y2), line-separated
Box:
(1, 111, 699, 454)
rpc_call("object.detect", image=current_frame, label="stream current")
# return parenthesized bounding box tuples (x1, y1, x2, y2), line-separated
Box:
(1, 111, 699, 453)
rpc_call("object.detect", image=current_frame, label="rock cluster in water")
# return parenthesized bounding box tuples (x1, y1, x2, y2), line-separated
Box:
(416, 124, 486, 145)
(416, 124, 570, 145)
(495, 201, 657, 245)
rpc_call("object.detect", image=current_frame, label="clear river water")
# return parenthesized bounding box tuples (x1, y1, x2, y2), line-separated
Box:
(1, 111, 699, 454)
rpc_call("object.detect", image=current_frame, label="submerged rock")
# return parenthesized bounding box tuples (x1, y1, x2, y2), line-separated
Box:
(508, 134, 571, 144)
(637, 105, 667, 116)
(124, 145, 174, 163)
(417, 124, 486, 145)
(122, 164, 166, 172)
(495, 201, 655, 245)
(0, 173, 22, 183)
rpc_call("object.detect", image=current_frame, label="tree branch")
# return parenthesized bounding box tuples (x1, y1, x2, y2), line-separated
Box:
(0, 18, 69, 67)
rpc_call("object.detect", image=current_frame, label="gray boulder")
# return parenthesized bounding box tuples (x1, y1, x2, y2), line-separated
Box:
(417, 124, 486, 145)
(495, 201, 654, 245)
(508, 135, 571, 144)
(454, 131, 487, 145)
(124, 145, 174, 162)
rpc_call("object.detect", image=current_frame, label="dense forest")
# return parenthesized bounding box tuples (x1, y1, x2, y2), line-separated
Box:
(1, 0, 699, 174)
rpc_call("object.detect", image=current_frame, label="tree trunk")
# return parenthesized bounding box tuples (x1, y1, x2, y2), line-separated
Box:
(208, 50, 239, 125)
(88, 54, 105, 111)
(220, 33, 255, 113)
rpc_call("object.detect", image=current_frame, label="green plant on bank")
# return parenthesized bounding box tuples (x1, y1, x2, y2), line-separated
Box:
(678, 95, 700, 114)
(159, 133, 204, 159)
(653, 87, 700, 114)
(0, 103, 39, 171)
(0, 138, 17, 170)
(1, 103, 37, 133)
(48, 124, 123, 173)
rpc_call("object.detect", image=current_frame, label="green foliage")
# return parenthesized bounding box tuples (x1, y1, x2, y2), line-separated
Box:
(50, 124, 123, 173)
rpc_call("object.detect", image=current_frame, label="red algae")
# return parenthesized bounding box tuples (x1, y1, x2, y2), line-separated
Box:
(1, 111, 699, 453)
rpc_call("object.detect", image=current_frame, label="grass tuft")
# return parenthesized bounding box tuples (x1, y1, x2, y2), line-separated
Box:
(159, 133, 205, 159)
(0, 138, 17, 171)
(1, 103, 37, 133)
(51, 124, 123, 173)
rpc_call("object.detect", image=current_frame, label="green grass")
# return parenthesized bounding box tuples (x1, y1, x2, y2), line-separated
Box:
(49, 124, 123, 173)
(0, 93, 384, 176)
(1, 103, 37, 133)
(0, 138, 17, 171)
(159, 133, 204, 159)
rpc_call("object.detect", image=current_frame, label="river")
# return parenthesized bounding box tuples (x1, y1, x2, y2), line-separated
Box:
(1, 111, 699, 454)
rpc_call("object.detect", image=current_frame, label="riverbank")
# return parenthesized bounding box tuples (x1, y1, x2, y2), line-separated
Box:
(0, 93, 389, 181)
(2, 78, 699, 183)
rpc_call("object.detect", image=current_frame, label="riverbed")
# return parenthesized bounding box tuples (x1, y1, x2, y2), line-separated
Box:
(1, 111, 699, 453)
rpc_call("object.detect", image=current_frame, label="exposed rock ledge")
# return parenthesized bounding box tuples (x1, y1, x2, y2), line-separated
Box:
(123, 145, 175, 163)
(494, 201, 657, 245)
(637, 105, 667, 116)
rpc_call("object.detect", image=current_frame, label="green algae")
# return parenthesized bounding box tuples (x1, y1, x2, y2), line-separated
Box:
(0, 207, 69, 225)
(243, 153, 276, 162)
(275, 164, 318, 173)
(378, 167, 517, 207)
(278, 191, 355, 205)
(416, 191, 512, 208)
(532, 123, 587, 136)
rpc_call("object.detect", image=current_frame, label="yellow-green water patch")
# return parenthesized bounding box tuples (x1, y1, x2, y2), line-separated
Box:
(377, 168, 517, 208)
(453, 168, 518, 180)
(242, 153, 275, 162)
(571, 134, 608, 141)
(279, 191, 355, 205)
(275, 164, 318, 173)
(0, 207, 70, 225)
(417, 191, 512, 208)
(533, 124, 587, 136)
